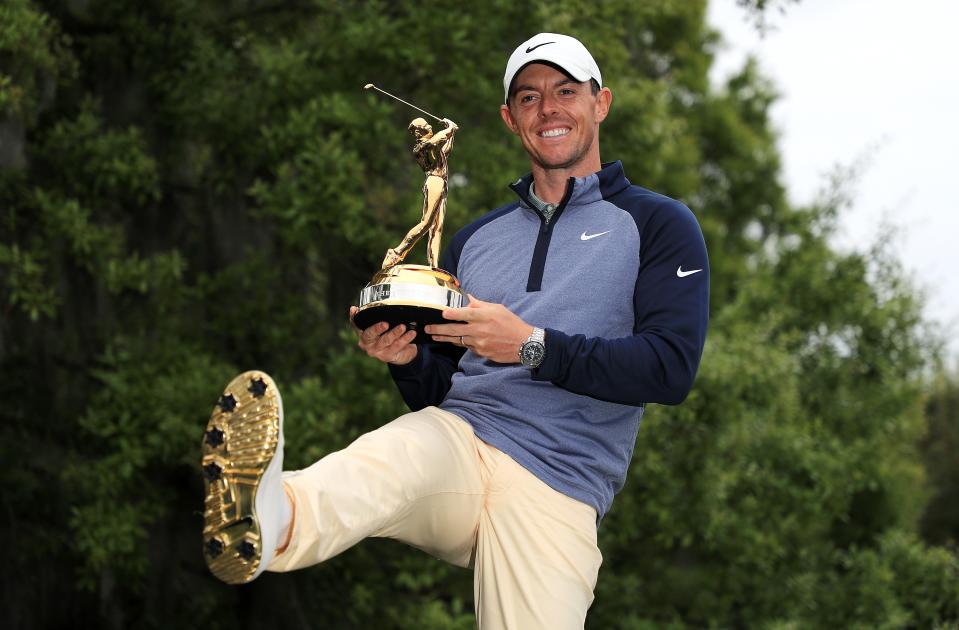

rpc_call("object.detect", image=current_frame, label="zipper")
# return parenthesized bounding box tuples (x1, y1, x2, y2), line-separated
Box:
(525, 178, 575, 292)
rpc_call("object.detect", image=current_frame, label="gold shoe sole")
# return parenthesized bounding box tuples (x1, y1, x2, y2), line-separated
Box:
(201, 370, 280, 584)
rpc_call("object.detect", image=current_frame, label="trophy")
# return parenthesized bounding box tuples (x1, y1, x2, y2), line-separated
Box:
(353, 84, 468, 343)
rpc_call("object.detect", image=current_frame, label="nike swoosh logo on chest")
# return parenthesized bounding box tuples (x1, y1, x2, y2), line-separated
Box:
(580, 230, 612, 241)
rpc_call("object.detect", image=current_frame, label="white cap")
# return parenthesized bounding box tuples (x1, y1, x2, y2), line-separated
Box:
(503, 33, 602, 103)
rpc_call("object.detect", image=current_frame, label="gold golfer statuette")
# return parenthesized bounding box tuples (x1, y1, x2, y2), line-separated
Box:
(353, 85, 467, 342)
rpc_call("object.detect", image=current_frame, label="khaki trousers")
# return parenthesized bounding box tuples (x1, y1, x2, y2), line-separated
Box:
(268, 406, 602, 629)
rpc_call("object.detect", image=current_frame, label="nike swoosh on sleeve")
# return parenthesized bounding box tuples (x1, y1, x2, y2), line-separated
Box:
(676, 266, 703, 278)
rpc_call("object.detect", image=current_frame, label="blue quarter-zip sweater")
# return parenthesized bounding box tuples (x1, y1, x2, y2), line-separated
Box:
(389, 161, 709, 519)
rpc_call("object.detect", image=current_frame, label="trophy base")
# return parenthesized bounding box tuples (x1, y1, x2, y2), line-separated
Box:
(354, 264, 467, 344)
(353, 303, 452, 344)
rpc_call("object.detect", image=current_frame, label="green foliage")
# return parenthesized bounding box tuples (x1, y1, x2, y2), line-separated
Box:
(65, 339, 235, 589)
(808, 531, 959, 629)
(1, 0, 956, 628)
(921, 370, 959, 546)
(0, 241, 59, 319)
(0, 0, 76, 119)
(37, 102, 161, 207)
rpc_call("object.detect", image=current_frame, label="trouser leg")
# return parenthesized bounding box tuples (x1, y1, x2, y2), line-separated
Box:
(474, 453, 603, 630)
(267, 407, 487, 572)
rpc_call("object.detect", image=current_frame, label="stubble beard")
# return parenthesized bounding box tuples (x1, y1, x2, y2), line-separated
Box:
(528, 132, 596, 173)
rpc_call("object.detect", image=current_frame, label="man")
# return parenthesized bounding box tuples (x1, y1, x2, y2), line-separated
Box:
(201, 32, 709, 629)
(382, 117, 458, 269)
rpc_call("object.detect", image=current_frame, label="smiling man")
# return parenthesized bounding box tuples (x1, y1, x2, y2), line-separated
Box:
(202, 33, 709, 629)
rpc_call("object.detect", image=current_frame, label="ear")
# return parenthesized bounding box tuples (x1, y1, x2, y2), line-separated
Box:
(593, 87, 613, 124)
(500, 104, 519, 135)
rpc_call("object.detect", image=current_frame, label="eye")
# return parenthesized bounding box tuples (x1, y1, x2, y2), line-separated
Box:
(520, 94, 537, 104)
(559, 88, 576, 95)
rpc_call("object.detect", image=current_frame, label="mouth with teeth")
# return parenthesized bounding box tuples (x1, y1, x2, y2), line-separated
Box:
(539, 127, 571, 138)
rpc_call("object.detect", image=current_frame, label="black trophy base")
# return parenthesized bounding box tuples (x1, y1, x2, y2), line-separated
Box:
(353, 304, 450, 344)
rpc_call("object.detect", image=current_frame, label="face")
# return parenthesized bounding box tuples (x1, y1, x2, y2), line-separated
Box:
(500, 63, 612, 175)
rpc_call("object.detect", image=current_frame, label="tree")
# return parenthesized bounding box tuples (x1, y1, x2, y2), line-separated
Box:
(921, 369, 959, 547)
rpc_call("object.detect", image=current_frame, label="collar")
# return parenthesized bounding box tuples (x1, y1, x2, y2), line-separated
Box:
(527, 182, 556, 215)
(509, 161, 631, 210)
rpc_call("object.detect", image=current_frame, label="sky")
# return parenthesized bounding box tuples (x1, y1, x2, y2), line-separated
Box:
(706, 0, 959, 358)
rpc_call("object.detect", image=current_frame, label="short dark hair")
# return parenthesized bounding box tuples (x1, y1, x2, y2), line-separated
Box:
(506, 62, 601, 105)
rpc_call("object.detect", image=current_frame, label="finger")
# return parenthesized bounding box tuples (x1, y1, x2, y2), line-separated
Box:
(383, 328, 417, 351)
(376, 329, 418, 362)
(444, 295, 488, 320)
(375, 323, 408, 348)
(396, 330, 416, 350)
(441, 307, 472, 321)
(359, 321, 390, 345)
(425, 323, 468, 336)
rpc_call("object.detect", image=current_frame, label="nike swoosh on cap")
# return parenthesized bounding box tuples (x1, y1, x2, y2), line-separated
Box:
(581, 230, 611, 241)
(526, 42, 555, 53)
(676, 266, 703, 278)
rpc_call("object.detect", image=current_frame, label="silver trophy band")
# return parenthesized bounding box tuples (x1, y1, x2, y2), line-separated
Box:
(359, 282, 467, 309)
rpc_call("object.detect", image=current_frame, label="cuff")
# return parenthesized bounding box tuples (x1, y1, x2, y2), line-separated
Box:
(387, 345, 428, 378)
(530, 327, 564, 382)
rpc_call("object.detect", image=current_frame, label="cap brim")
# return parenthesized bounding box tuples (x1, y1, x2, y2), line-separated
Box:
(505, 58, 594, 103)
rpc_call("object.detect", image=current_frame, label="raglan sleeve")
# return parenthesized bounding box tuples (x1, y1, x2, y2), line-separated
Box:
(387, 245, 467, 410)
(531, 199, 709, 406)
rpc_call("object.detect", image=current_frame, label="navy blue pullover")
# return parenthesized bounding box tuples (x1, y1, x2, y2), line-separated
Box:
(389, 161, 709, 519)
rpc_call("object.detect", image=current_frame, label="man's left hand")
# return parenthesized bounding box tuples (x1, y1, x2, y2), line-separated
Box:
(425, 295, 533, 364)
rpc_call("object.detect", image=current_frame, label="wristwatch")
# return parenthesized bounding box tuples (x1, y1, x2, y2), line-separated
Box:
(519, 327, 546, 369)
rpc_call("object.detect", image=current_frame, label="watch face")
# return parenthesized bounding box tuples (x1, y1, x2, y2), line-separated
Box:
(521, 341, 545, 367)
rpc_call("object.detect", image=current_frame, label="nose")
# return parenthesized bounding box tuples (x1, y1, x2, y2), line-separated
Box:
(537, 92, 558, 118)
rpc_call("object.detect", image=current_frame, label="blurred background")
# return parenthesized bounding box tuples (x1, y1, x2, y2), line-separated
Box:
(709, 0, 959, 358)
(1, 1, 957, 628)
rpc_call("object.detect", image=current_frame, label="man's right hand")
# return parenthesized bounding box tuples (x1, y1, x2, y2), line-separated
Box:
(349, 306, 418, 365)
